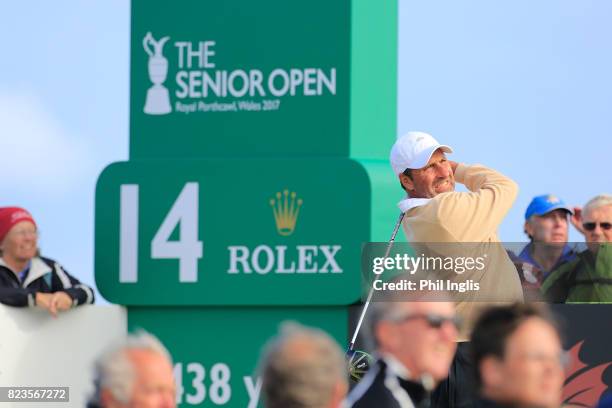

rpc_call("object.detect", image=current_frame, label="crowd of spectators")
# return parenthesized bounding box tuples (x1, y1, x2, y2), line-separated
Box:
(509, 193, 612, 303)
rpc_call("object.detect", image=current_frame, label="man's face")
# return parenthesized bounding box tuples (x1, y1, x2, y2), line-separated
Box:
(378, 302, 457, 382)
(400, 150, 455, 199)
(582, 205, 612, 253)
(483, 318, 564, 408)
(525, 209, 569, 244)
(127, 350, 176, 408)
(0, 221, 38, 263)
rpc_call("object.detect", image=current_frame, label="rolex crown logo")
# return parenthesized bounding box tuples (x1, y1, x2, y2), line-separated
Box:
(270, 189, 303, 236)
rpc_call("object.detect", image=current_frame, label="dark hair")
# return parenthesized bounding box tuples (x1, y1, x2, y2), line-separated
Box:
(471, 303, 561, 389)
(399, 168, 413, 192)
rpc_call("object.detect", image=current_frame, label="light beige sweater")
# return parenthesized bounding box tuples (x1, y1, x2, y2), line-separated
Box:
(399, 164, 524, 341)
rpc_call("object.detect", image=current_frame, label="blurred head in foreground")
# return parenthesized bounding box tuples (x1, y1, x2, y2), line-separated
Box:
(472, 303, 564, 408)
(91, 330, 176, 408)
(369, 296, 458, 385)
(259, 321, 348, 408)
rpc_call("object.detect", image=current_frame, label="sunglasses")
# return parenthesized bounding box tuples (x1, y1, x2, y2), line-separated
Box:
(582, 222, 612, 231)
(393, 313, 462, 330)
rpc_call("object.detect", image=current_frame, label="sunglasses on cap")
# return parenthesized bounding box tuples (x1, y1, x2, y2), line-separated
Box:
(582, 222, 612, 231)
(392, 313, 462, 330)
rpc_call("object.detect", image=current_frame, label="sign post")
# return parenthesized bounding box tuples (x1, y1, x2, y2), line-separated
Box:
(96, 1, 398, 406)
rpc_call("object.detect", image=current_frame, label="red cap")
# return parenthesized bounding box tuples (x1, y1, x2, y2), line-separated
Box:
(0, 207, 36, 243)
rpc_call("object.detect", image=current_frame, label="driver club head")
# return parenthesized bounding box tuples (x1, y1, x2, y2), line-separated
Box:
(346, 348, 374, 382)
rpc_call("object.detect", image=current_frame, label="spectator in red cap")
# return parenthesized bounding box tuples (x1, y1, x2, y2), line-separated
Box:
(0, 207, 94, 315)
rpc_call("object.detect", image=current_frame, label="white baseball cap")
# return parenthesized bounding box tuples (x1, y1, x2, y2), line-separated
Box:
(389, 131, 453, 176)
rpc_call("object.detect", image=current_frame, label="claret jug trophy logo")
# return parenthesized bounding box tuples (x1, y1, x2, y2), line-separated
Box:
(270, 189, 302, 236)
(143, 32, 172, 115)
(138, 30, 337, 116)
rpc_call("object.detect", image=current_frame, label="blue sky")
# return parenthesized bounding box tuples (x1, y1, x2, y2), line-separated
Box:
(1, 1, 610, 303)
(398, 0, 611, 242)
(0, 2, 129, 302)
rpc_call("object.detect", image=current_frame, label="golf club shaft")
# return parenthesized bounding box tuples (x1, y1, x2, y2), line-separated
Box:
(348, 212, 405, 349)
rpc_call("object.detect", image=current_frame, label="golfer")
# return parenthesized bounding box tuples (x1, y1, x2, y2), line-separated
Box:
(389, 131, 523, 408)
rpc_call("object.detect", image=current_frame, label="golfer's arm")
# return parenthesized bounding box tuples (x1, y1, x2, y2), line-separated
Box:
(439, 164, 518, 240)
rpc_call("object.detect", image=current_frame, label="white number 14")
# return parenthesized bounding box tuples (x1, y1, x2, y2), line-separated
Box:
(119, 182, 203, 283)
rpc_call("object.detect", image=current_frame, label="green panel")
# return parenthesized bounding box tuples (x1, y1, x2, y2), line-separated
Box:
(358, 159, 406, 242)
(130, 0, 350, 159)
(95, 158, 370, 305)
(128, 306, 348, 408)
(350, 0, 398, 160)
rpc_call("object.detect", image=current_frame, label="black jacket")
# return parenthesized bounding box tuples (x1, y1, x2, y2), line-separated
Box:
(345, 359, 430, 408)
(0, 256, 94, 307)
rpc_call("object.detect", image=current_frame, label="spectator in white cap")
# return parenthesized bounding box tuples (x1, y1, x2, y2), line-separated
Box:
(542, 193, 612, 302)
(389, 131, 523, 408)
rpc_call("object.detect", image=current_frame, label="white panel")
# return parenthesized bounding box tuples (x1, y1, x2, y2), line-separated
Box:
(0, 305, 127, 408)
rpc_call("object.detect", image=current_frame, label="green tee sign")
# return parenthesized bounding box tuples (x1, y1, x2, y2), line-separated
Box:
(130, 0, 349, 159)
(96, 1, 397, 405)
(96, 158, 370, 305)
